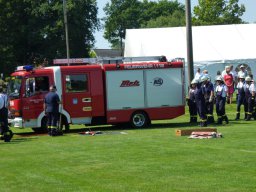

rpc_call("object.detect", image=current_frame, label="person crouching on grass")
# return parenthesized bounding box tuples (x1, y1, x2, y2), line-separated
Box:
(215, 76, 229, 125)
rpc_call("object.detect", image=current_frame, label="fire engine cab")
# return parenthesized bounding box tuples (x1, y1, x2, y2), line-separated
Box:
(8, 56, 185, 132)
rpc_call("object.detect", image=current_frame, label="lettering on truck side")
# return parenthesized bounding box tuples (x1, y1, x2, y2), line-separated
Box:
(124, 64, 165, 69)
(120, 80, 140, 87)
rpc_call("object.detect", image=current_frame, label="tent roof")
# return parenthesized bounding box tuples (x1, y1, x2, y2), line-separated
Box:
(124, 24, 256, 62)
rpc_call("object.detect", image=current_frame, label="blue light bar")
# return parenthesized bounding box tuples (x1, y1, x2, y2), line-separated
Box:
(23, 65, 34, 71)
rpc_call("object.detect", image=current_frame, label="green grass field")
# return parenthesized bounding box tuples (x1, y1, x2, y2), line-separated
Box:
(1, 104, 256, 192)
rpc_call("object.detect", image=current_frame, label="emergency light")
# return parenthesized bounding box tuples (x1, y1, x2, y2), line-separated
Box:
(16, 65, 34, 72)
(23, 65, 33, 71)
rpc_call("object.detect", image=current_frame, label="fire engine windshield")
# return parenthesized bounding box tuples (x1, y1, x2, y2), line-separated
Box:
(8, 76, 22, 99)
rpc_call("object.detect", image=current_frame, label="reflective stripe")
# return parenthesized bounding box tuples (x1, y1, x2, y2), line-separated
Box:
(48, 126, 57, 129)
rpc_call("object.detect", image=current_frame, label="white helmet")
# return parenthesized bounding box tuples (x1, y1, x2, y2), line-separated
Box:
(201, 76, 208, 82)
(215, 76, 223, 81)
(191, 79, 198, 84)
(238, 74, 245, 79)
(245, 76, 252, 82)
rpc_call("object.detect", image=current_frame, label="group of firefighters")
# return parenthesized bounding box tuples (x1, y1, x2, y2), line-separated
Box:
(188, 65, 255, 127)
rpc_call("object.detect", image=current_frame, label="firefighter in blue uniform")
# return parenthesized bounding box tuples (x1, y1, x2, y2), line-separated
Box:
(188, 79, 197, 123)
(235, 74, 246, 120)
(0, 86, 13, 142)
(44, 85, 62, 136)
(201, 76, 215, 124)
(215, 76, 229, 124)
(194, 79, 207, 127)
(244, 76, 255, 121)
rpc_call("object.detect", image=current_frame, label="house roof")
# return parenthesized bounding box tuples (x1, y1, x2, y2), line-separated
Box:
(93, 49, 122, 58)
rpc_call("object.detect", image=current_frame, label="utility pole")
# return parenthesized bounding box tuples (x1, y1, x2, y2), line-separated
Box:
(185, 0, 194, 83)
(63, 0, 70, 65)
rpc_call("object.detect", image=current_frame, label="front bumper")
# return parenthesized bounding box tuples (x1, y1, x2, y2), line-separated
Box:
(8, 117, 23, 128)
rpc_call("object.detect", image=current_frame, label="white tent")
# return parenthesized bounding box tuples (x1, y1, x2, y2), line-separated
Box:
(124, 24, 256, 80)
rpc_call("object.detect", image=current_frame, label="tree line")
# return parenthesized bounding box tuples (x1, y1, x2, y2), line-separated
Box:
(0, 0, 245, 75)
(0, 0, 99, 75)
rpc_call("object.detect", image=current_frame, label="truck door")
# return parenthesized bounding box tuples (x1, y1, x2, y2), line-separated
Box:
(22, 76, 50, 121)
(62, 73, 92, 121)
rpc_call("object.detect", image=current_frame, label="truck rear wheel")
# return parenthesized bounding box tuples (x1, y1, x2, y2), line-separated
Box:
(130, 111, 149, 128)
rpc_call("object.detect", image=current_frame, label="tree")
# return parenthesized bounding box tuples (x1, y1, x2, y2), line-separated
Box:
(103, 0, 185, 49)
(193, 0, 246, 25)
(143, 10, 185, 28)
(103, 0, 142, 49)
(140, 0, 185, 27)
(0, 0, 99, 75)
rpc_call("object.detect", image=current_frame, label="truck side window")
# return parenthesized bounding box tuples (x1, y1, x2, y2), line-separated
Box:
(25, 78, 35, 97)
(35, 76, 49, 92)
(25, 76, 49, 97)
(65, 75, 88, 92)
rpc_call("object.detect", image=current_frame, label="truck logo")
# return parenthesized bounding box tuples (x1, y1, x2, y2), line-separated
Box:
(153, 78, 163, 86)
(120, 80, 140, 87)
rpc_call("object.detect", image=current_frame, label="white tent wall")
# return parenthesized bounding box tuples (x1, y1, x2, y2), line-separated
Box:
(124, 24, 256, 88)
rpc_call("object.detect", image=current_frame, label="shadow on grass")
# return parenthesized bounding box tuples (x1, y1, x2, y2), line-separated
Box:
(12, 118, 253, 138)
(0, 136, 38, 144)
(13, 122, 188, 137)
(65, 122, 217, 133)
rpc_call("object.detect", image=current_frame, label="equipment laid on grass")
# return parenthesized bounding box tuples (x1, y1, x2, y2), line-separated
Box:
(8, 56, 185, 131)
(78, 131, 127, 136)
(78, 131, 102, 136)
(188, 131, 223, 139)
(175, 128, 217, 136)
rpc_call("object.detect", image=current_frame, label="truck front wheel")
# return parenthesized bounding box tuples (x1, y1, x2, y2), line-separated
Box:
(130, 111, 149, 128)
(59, 116, 70, 133)
(32, 117, 48, 133)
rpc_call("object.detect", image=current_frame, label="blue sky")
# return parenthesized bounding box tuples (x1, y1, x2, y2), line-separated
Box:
(94, 0, 256, 49)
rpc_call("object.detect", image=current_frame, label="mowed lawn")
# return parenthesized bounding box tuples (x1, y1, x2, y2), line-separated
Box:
(1, 104, 256, 192)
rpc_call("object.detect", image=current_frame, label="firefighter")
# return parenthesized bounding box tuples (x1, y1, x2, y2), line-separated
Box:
(201, 76, 215, 124)
(44, 85, 62, 136)
(244, 76, 255, 121)
(188, 79, 197, 123)
(235, 74, 246, 120)
(0, 86, 13, 142)
(215, 76, 229, 125)
(194, 79, 207, 127)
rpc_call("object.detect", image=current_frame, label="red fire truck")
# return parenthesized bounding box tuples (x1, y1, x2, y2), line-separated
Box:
(8, 56, 185, 132)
